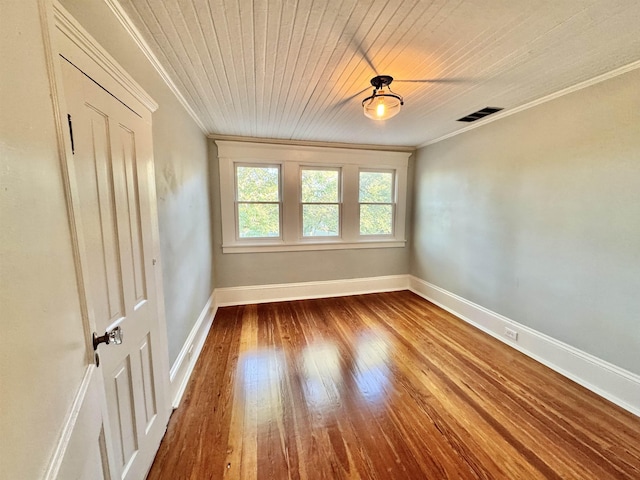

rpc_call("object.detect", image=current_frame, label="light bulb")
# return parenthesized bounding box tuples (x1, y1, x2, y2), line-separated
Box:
(363, 90, 403, 121)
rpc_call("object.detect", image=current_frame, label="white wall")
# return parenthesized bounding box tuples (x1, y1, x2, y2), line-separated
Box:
(59, 0, 214, 365)
(210, 140, 414, 287)
(0, 2, 87, 478)
(411, 68, 640, 375)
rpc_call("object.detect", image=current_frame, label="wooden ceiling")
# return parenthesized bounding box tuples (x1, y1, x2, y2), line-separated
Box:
(115, 0, 640, 147)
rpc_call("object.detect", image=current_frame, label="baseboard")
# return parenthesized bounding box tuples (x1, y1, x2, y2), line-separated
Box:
(215, 274, 410, 306)
(182, 276, 639, 417)
(409, 276, 640, 417)
(169, 291, 217, 408)
(44, 366, 98, 480)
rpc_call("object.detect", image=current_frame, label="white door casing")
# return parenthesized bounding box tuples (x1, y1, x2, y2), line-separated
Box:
(42, 2, 171, 478)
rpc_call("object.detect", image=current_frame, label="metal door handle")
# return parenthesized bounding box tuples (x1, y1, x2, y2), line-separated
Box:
(93, 326, 123, 351)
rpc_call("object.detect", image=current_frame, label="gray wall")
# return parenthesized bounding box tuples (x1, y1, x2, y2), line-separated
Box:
(60, 0, 214, 364)
(411, 69, 640, 374)
(1, 2, 88, 477)
(210, 140, 413, 287)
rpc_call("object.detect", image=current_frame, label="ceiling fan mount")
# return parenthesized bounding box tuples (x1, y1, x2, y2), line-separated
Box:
(370, 75, 394, 90)
(345, 35, 468, 121)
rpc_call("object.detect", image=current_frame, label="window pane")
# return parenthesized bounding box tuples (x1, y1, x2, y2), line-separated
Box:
(359, 171, 393, 203)
(238, 203, 280, 237)
(237, 166, 279, 201)
(360, 204, 393, 235)
(303, 204, 339, 237)
(302, 169, 339, 203)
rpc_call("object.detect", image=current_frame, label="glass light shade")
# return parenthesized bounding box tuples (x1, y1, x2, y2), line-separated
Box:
(363, 92, 403, 120)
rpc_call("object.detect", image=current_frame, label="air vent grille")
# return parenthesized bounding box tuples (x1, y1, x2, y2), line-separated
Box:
(457, 107, 503, 122)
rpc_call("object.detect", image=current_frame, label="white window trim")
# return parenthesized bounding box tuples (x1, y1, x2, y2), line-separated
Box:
(300, 166, 342, 239)
(358, 168, 397, 238)
(217, 140, 410, 254)
(234, 163, 283, 240)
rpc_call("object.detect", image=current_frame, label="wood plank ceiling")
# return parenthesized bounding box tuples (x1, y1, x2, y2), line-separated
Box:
(117, 0, 640, 147)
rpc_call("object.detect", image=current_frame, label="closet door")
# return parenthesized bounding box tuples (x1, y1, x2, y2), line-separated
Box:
(58, 52, 169, 480)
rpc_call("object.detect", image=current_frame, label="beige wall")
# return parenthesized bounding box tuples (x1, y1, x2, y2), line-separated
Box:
(0, 2, 87, 478)
(2, 4, 635, 478)
(210, 140, 413, 287)
(411, 68, 640, 374)
(59, 0, 214, 364)
(1, 1, 214, 475)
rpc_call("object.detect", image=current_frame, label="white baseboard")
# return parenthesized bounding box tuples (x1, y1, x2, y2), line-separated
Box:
(168, 276, 406, 407)
(44, 366, 96, 480)
(169, 291, 217, 408)
(215, 274, 410, 306)
(409, 275, 640, 417)
(170, 276, 639, 417)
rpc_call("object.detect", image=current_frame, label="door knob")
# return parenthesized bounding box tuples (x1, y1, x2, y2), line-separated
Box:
(93, 326, 123, 351)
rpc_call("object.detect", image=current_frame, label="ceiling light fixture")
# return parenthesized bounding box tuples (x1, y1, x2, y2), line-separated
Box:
(362, 75, 404, 121)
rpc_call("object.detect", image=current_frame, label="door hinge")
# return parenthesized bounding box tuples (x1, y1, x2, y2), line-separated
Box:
(67, 113, 75, 155)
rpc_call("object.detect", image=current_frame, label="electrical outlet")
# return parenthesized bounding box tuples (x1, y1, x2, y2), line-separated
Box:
(504, 327, 519, 341)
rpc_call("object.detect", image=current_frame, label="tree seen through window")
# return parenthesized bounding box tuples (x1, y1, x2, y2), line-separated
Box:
(359, 171, 394, 235)
(301, 168, 340, 237)
(236, 165, 280, 238)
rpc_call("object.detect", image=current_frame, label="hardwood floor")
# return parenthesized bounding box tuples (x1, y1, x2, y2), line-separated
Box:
(147, 291, 640, 479)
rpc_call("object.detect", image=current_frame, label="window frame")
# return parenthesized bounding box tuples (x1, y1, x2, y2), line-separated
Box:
(358, 168, 396, 238)
(217, 141, 409, 253)
(299, 166, 342, 240)
(234, 163, 282, 241)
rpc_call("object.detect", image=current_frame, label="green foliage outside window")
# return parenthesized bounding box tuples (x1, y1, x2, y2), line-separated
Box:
(359, 171, 394, 235)
(302, 169, 339, 202)
(236, 166, 280, 238)
(359, 171, 393, 202)
(235, 166, 395, 239)
(301, 169, 339, 236)
(237, 166, 279, 201)
(360, 204, 393, 235)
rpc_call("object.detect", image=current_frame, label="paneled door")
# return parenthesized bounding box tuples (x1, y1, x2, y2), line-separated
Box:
(59, 54, 170, 479)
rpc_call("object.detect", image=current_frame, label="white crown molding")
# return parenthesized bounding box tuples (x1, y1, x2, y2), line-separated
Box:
(215, 139, 411, 164)
(409, 276, 640, 417)
(53, 1, 158, 113)
(209, 134, 416, 153)
(103, 0, 208, 133)
(169, 291, 217, 408)
(418, 59, 640, 149)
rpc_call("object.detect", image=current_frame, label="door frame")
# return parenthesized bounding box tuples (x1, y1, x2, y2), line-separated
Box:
(40, 1, 171, 477)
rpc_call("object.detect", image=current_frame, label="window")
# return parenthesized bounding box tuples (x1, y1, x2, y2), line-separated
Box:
(359, 170, 394, 236)
(235, 165, 281, 238)
(218, 141, 409, 253)
(301, 168, 340, 237)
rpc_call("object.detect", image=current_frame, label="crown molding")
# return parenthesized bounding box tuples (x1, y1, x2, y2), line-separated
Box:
(53, 1, 157, 113)
(208, 134, 416, 153)
(103, 0, 208, 133)
(418, 59, 640, 149)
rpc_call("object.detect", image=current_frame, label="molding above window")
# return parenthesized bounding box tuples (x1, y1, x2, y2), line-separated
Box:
(217, 141, 410, 167)
(216, 140, 411, 254)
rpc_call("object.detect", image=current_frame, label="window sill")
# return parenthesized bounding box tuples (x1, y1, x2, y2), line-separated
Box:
(222, 239, 406, 254)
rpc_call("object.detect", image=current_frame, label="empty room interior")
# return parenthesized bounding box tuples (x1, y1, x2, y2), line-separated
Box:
(2, 0, 640, 479)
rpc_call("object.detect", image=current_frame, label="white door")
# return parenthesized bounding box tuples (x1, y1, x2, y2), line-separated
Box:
(58, 54, 170, 479)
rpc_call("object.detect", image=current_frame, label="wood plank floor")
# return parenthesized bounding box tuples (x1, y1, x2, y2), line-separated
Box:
(147, 291, 640, 479)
